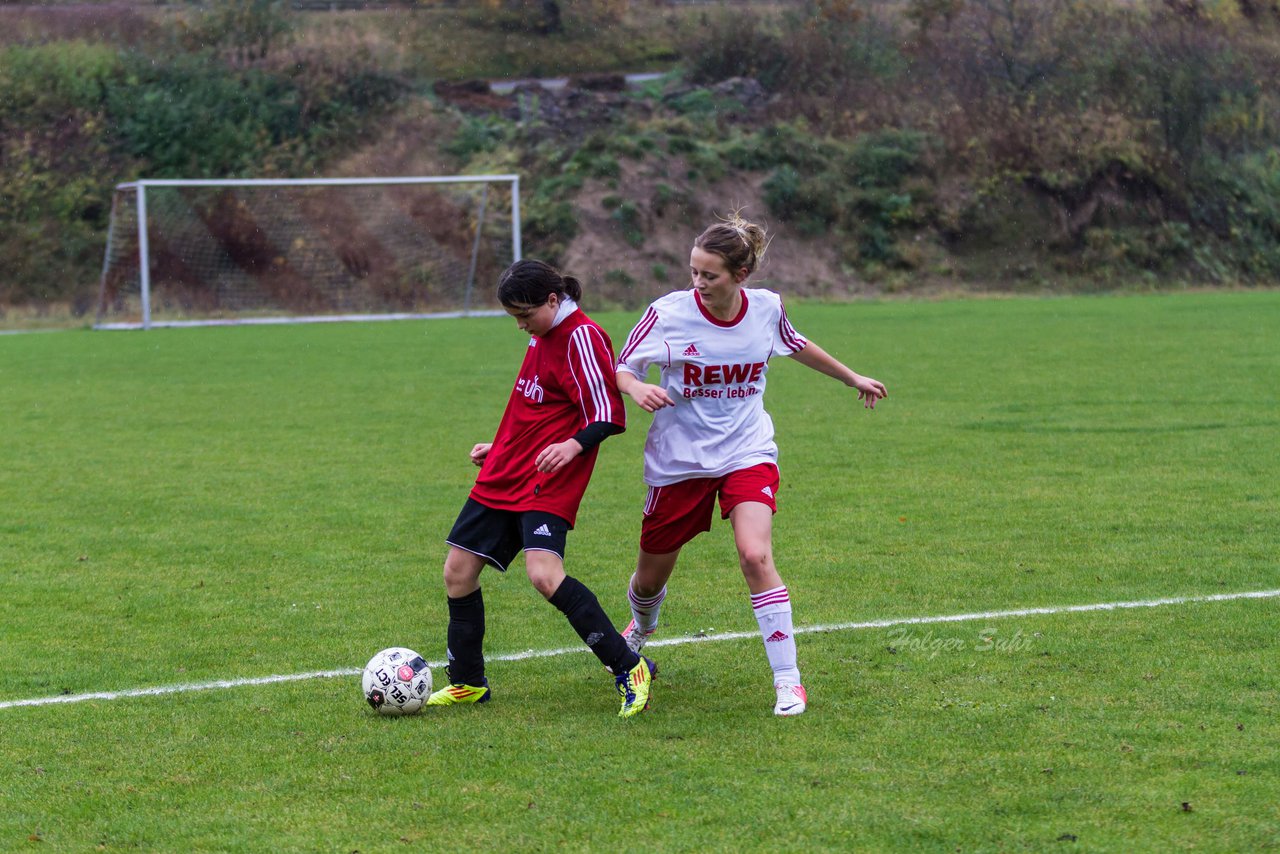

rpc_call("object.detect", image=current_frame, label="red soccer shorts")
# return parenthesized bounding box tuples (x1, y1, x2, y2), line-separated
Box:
(639, 463, 780, 555)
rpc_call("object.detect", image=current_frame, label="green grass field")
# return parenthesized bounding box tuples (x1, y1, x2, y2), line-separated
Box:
(2, 292, 1277, 852)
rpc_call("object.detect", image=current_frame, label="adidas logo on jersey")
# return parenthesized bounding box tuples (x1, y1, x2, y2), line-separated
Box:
(533, 524, 552, 537)
(761, 486, 774, 498)
(683, 343, 701, 357)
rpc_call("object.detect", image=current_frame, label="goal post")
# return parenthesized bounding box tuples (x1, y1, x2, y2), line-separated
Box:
(97, 175, 521, 330)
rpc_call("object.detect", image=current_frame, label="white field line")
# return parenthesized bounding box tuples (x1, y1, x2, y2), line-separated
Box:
(3, 588, 1277, 711)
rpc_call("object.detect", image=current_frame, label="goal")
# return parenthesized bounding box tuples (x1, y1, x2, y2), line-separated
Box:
(96, 175, 521, 329)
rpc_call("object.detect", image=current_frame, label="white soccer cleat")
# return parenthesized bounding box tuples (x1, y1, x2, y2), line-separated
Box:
(620, 618, 655, 655)
(774, 682, 807, 716)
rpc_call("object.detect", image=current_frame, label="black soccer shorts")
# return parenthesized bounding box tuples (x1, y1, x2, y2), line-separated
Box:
(445, 497, 569, 572)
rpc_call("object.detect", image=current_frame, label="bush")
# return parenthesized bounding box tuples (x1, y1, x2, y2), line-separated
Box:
(445, 115, 509, 158)
(1189, 151, 1280, 278)
(179, 0, 294, 66)
(775, 0, 905, 97)
(563, 135, 621, 181)
(0, 43, 126, 305)
(0, 41, 121, 119)
(680, 9, 787, 87)
(104, 51, 403, 177)
(763, 165, 833, 236)
(760, 128, 934, 266)
(519, 166, 581, 267)
(0, 36, 405, 306)
(609, 200, 645, 248)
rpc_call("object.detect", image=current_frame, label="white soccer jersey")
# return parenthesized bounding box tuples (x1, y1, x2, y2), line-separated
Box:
(617, 287, 807, 486)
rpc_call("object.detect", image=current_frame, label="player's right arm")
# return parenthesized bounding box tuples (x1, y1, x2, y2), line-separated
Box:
(616, 304, 675, 413)
(616, 370, 674, 413)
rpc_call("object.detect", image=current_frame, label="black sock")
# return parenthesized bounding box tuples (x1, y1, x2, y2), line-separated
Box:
(445, 587, 485, 685)
(549, 575, 641, 676)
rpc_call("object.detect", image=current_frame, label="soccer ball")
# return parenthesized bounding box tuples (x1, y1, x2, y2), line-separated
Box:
(362, 647, 432, 716)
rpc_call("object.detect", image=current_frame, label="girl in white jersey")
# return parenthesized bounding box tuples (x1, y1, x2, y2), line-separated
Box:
(615, 215, 887, 716)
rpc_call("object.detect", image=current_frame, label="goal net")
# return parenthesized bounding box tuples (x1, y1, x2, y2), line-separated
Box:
(96, 175, 521, 329)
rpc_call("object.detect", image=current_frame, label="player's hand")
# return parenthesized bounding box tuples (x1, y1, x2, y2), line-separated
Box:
(535, 439, 583, 474)
(470, 443, 492, 466)
(853, 375, 887, 409)
(628, 382, 675, 413)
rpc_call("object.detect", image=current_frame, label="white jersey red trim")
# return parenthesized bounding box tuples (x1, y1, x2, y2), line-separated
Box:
(617, 287, 806, 486)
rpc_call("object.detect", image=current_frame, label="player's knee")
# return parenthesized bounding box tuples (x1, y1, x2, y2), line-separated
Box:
(525, 559, 565, 599)
(442, 551, 481, 596)
(634, 549, 679, 596)
(529, 572, 559, 599)
(441, 561, 458, 587)
(737, 546, 773, 578)
(631, 566, 668, 598)
(631, 578, 663, 598)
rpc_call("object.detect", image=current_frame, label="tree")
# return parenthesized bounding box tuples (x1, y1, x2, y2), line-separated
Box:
(185, 0, 294, 66)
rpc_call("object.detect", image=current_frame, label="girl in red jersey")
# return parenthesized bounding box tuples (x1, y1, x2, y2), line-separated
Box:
(426, 259, 656, 718)
(615, 215, 887, 716)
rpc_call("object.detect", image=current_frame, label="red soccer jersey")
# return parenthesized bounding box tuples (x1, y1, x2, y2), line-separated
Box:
(470, 307, 626, 526)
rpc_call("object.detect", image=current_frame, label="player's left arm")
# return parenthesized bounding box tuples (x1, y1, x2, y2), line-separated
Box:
(788, 342, 888, 409)
(535, 422, 623, 473)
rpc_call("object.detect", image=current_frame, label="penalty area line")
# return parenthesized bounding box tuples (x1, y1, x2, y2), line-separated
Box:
(2, 587, 1277, 711)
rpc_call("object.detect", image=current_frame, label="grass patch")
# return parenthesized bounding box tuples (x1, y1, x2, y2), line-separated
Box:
(2, 292, 1278, 849)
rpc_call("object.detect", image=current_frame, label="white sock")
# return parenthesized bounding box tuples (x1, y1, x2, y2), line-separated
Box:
(752, 585, 800, 685)
(628, 574, 665, 634)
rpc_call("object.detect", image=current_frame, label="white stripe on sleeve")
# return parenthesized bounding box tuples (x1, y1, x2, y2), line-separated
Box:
(569, 325, 614, 424)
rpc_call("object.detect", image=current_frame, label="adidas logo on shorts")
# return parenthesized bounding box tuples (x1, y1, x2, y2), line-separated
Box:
(533, 524, 552, 537)
(761, 486, 774, 498)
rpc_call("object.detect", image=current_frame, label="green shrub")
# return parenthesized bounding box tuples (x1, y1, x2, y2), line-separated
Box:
(0, 37, 405, 306)
(774, 1, 906, 98)
(755, 121, 838, 172)
(1189, 151, 1280, 278)
(680, 9, 787, 87)
(844, 130, 933, 264)
(610, 200, 644, 248)
(760, 128, 935, 267)
(104, 52, 403, 177)
(650, 182, 694, 221)
(180, 0, 294, 65)
(522, 195, 577, 265)
(0, 43, 126, 305)
(849, 129, 928, 189)
(445, 115, 509, 158)
(564, 144, 621, 181)
(665, 88, 745, 120)
(720, 123, 832, 173)
(763, 165, 838, 236)
(0, 41, 122, 119)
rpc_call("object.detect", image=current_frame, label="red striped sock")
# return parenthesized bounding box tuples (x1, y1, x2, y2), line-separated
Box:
(628, 574, 666, 633)
(752, 585, 800, 685)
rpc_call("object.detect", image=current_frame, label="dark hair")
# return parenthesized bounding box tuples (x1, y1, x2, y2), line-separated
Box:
(694, 213, 769, 277)
(496, 259, 583, 308)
